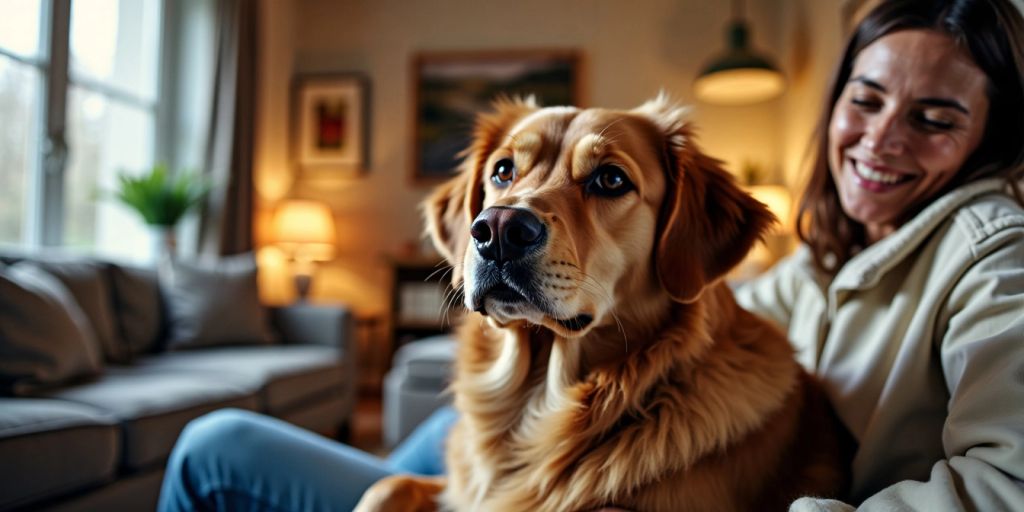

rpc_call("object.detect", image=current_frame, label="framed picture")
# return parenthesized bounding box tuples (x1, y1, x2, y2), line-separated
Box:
(293, 73, 369, 176)
(411, 50, 581, 183)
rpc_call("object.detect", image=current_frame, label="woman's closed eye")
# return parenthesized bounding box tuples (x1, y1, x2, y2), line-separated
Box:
(850, 96, 882, 110)
(912, 110, 958, 131)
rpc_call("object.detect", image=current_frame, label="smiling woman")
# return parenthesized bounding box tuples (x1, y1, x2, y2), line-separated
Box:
(827, 29, 991, 242)
(799, 0, 1024, 272)
(737, 0, 1024, 510)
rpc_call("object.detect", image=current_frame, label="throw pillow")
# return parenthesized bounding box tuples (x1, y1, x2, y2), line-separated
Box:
(0, 263, 104, 395)
(31, 258, 131, 363)
(108, 264, 164, 356)
(161, 253, 276, 350)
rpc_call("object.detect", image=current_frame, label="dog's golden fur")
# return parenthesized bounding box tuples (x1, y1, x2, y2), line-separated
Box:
(356, 95, 850, 512)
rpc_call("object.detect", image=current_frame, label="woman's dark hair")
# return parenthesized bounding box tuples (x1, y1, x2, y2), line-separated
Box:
(797, 0, 1024, 275)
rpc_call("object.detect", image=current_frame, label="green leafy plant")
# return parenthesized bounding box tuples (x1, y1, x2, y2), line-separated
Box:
(111, 164, 211, 226)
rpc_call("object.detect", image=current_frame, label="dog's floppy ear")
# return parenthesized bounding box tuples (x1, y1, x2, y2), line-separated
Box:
(635, 95, 776, 303)
(422, 96, 538, 285)
(423, 173, 476, 268)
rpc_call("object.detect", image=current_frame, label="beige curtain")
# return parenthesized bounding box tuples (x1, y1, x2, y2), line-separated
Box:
(197, 0, 259, 256)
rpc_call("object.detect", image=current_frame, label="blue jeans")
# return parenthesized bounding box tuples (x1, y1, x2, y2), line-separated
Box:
(158, 406, 458, 512)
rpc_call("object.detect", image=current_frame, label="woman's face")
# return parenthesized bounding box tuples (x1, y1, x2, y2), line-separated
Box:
(828, 29, 990, 242)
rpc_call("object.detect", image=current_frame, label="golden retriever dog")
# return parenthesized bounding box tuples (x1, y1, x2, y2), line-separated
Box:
(356, 95, 850, 512)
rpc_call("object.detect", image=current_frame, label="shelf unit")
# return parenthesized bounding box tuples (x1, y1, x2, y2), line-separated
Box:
(389, 257, 461, 350)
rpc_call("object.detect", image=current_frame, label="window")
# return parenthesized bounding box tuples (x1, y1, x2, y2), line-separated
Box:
(0, 0, 45, 248)
(0, 0, 165, 261)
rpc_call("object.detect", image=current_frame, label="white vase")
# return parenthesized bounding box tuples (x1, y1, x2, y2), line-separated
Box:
(151, 226, 178, 264)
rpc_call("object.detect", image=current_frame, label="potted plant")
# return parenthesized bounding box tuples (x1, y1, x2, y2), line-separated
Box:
(110, 164, 210, 260)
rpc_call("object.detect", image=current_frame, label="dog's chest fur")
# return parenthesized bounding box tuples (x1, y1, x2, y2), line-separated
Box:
(440, 285, 821, 512)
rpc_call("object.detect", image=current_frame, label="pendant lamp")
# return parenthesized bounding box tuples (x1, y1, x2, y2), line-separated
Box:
(694, 0, 784, 106)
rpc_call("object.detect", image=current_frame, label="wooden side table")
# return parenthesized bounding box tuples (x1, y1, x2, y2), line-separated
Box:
(353, 312, 385, 395)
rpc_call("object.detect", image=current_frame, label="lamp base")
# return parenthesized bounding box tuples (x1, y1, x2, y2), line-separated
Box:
(294, 273, 312, 302)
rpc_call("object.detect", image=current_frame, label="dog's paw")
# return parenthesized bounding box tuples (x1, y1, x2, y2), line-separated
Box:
(354, 475, 445, 512)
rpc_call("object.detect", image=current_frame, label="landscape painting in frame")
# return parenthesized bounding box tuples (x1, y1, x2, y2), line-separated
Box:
(295, 74, 368, 176)
(412, 50, 580, 183)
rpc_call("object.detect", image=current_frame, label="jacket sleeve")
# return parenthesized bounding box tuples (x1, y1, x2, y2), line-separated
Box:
(733, 247, 807, 331)
(792, 235, 1024, 512)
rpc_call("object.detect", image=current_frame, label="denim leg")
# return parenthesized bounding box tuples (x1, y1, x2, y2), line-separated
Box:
(158, 409, 394, 512)
(385, 406, 458, 475)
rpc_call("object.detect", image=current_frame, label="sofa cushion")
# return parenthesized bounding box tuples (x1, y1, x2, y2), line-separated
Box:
(108, 264, 164, 356)
(0, 263, 104, 395)
(38, 469, 166, 512)
(162, 253, 275, 350)
(32, 258, 131, 363)
(383, 336, 455, 447)
(391, 335, 456, 389)
(136, 345, 346, 414)
(0, 398, 120, 511)
(40, 367, 259, 471)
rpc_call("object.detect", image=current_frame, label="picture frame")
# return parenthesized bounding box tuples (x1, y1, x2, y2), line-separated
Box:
(293, 73, 369, 176)
(411, 49, 582, 183)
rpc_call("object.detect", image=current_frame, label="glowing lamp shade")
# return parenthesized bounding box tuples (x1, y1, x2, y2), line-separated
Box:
(694, 20, 784, 106)
(272, 199, 336, 301)
(272, 200, 336, 262)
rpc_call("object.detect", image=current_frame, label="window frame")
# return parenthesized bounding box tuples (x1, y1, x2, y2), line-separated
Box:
(0, 0, 170, 251)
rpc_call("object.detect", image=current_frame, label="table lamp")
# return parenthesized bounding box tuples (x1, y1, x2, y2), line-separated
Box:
(272, 199, 336, 301)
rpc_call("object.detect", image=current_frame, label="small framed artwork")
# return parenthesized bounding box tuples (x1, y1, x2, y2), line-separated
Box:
(411, 49, 581, 183)
(293, 73, 369, 176)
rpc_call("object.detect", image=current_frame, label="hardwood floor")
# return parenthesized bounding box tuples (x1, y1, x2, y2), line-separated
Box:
(350, 392, 386, 455)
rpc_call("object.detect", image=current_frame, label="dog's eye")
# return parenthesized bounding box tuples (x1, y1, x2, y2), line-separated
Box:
(491, 158, 516, 188)
(587, 165, 633, 197)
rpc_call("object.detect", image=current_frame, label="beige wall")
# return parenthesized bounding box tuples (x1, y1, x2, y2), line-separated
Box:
(778, 0, 846, 190)
(255, 0, 817, 316)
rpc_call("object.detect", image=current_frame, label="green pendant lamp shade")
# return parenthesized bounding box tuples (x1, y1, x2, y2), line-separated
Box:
(694, 17, 784, 106)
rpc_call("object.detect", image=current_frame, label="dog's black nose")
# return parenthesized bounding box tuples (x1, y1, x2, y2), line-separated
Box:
(470, 207, 546, 262)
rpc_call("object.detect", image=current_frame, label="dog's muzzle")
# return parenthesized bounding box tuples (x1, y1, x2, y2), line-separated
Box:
(467, 206, 594, 333)
(469, 206, 547, 314)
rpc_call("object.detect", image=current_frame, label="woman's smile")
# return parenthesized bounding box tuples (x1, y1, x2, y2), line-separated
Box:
(849, 158, 914, 190)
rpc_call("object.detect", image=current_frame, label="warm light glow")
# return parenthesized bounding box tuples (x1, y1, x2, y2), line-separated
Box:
(694, 68, 785, 106)
(256, 245, 292, 305)
(272, 199, 336, 261)
(747, 185, 793, 233)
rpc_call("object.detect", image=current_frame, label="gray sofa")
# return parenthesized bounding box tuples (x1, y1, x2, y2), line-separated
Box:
(0, 253, 357, 512)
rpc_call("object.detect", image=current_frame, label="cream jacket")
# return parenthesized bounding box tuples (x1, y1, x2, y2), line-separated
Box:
(735, 179, 1024, 511)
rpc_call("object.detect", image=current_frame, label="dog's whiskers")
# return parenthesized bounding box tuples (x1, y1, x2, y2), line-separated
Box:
(439, 280, 466, 329)
(426, 265, 461, 327)
(596, 117, 626, 144)
(426, 263, 453, 283)
(429, 266, 466, 329)
(576, 271, 629, 353)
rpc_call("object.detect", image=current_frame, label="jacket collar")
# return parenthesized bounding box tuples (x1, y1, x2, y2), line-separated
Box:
(830, 178, 1008, 292)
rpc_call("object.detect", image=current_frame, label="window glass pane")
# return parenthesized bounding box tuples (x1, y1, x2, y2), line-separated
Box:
(0, 57, 42, 246)
(0, 0, 43, 60)
(65, 86, 155, 262)
(70, 0, 162, 100)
